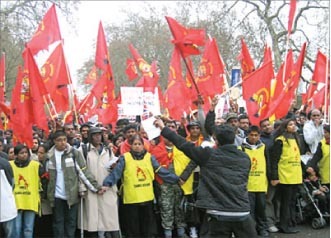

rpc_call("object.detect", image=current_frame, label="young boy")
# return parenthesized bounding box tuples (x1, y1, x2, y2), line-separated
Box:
(241, 125, 270, 237)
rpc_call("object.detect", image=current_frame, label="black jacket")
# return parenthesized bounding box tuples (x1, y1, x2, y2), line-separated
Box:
(161, 127, 251, 213)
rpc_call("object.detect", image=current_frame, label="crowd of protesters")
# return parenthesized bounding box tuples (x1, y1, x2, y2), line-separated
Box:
(0, 97, 329, 238)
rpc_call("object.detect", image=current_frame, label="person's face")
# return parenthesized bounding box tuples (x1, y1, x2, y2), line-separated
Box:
(115, 125, 125, 134)
(91, 132, 102, 145)
(17, 148, 29, 161)
(260, 120, 273, 134)
(64, 125, 75, 137)
(8, 148, 15, 160)
(125, 128, 137, 139)
(247, 131, 260, 145)
(189, 126, 201, 137)
(227, 118, 239, 129)
(311, 110, 321, 122)
(131, 139, 144, 152)
(115, 136, 124, 147)
(37, 146, 46, 161)
(54, 136, 67, 151)
(299, 116, 307, 125)
(81, 127, 89, 139)
(239, 119, 250, 131)
(215, 117, 224, 126)
(32, 139, 39, 150)
(324, 130, 330, 143)
(286, 121, 297, 133)
(165, 122, 177, 132)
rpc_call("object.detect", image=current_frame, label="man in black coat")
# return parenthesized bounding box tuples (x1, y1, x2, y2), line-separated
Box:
(154, 118, 257, 238)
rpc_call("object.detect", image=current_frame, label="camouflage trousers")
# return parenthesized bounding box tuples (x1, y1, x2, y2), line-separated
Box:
(158, 183, 186, 230)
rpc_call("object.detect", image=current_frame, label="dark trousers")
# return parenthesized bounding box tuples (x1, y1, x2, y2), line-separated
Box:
(123, 201, 157, 238)
(201, 214, 258, 238)
(277, 184, 298, 231)
(249, 192, 268, 232)
(34, 214, 53, 237)
(53, 198, 78, 238)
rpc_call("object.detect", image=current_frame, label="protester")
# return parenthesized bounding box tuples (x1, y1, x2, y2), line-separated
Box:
(270, 119, 302, 234)
(303, 108, 324, 154)
(103, 134, 179, 238)
(46, 130, 102, 238)
(241, 125, 270, 237)
(154, 118, 258, 238)
(10, 144, 44, 238)
(224, 112, 245, 146)
(238, 113, 250, 136)
(0, 156, 17, 238)
(78, 127, 120, 238)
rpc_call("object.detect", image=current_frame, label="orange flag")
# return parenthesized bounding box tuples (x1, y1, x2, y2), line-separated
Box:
(165, 16, 206, 57)
(164, 48, 191, 120)
(0, 53, 5, 102)
(242, 60, 274, 125)
(196, 38, 225, 98)
(237, 38, 255, 79)
(26, 4, 62, 55)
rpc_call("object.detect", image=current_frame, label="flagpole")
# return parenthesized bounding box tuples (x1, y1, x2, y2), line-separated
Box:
(324, 52, 329, 123)
(2, 52, 6, 102)
(43, 95, 56, 119)
(61, 41, 79, 125)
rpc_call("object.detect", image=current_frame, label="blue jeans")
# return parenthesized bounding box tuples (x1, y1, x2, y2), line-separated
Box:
(15, 210, 36, 238)
(1, 217, 17, 238)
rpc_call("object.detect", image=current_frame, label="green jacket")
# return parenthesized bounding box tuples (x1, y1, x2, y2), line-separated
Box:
(47, 144, 101, 207)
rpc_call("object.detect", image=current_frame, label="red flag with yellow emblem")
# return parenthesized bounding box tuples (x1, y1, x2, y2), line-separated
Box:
(26, 4, 62, 55)
(165, 16, 206, 58)
(242, 60, 274, 125)
(40, 42, 70, 113)
(84, 65, 98, 85)
(95, 21, 113, 77)
(125, 58, 138, 81)
(164, 48, 191, 120)
(196, 38, 225, 98)
(237, 38, 255, 79)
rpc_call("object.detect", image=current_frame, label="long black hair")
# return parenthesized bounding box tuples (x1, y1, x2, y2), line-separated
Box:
(273, 118, 301, 146)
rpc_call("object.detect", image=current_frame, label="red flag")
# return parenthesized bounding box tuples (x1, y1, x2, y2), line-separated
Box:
(266, 43, 306, 119)
(165, 16, 206, 57)
(22, 48, 49, 134)
(125, 58, 138, 81)
(303, 51, 329, 105)
(196, 38, 225, 97)
(91, 73, 117, 124)
(95, 21, 113, 77)
(164, 48, 191, 120)
(242, 60, 274, 125)
(262, 45, 272, 66)
(129, 44, 159, 92)
(40, 42, 70, 113)
(288, 0, 297, 36)
(9, 66, 34, 147)
(26, 4, 62, 55)
(0, 53, 5, 102)
(237, 38, 255, 79)
(84, 65, 98, 85)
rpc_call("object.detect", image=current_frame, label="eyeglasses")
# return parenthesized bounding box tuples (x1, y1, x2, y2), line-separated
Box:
(312, 114, 320, 117)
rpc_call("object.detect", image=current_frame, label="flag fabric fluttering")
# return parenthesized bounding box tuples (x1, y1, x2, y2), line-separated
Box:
(196, 38, 225, 98)
(242, 60, 274, 125)
(302, 51, 329, 106)
(237, 38, 255, 79)
(95, 21, 113, 79)
(125, 58, 138, 81)
(288, 0, 297, 36)
(84, 65, 98, 85)
(164, 48, 192, 120)
(165, 16, 206, 58)
(26, 4, 62, 55)
(40, 42, 70, 113)
(0, 53, 5, 102)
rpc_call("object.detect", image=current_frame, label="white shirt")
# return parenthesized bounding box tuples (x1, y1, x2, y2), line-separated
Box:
(55, 149, 67, 200)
